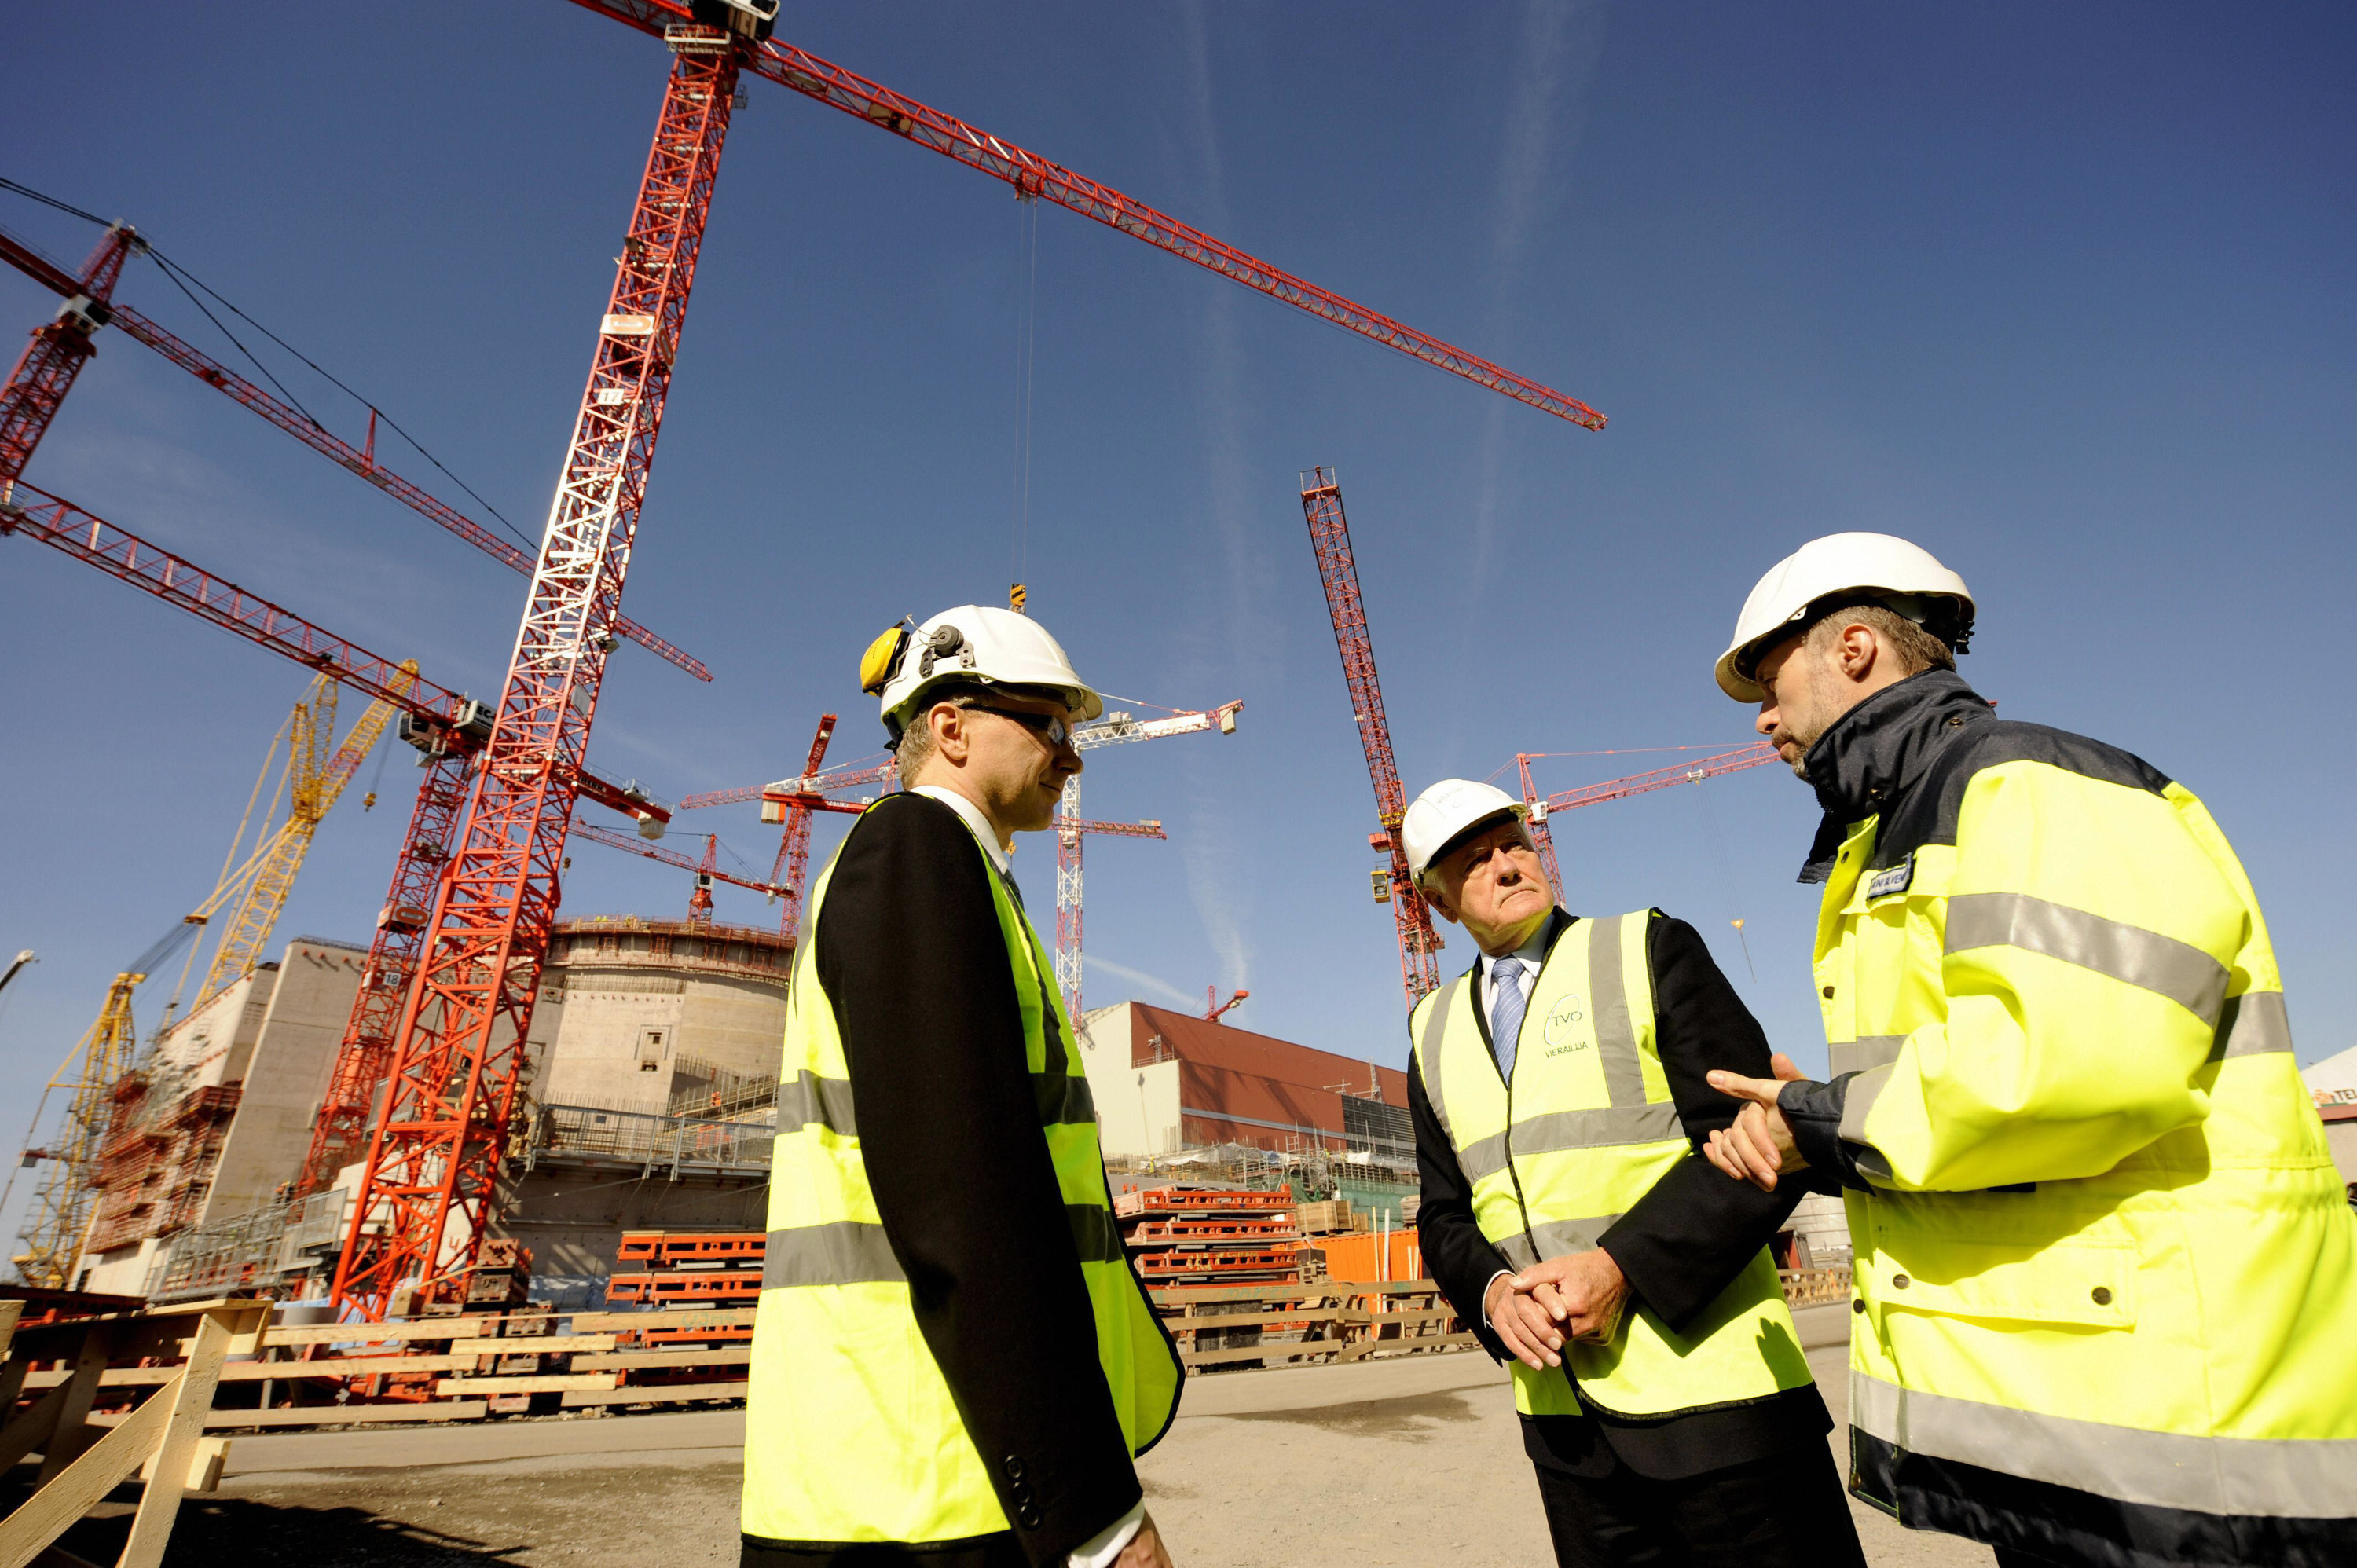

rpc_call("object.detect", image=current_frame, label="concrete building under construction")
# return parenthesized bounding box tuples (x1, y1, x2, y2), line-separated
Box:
(73, 936, 368, 1297)
(500, 915, 794, 1303)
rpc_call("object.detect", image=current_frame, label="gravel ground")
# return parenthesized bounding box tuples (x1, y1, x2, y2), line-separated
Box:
(16, 1345, 1990, 1566)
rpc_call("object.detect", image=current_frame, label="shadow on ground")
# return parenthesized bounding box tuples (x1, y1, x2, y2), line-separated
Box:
(19, 1489, 526, 1568)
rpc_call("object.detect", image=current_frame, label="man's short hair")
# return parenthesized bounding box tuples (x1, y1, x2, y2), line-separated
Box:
(1800, 598, 1956, 679)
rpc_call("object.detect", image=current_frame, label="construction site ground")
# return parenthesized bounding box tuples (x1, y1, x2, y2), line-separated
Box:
(20, 1344, 1988, 1566)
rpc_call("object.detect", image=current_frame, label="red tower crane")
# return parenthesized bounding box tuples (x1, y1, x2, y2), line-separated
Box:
(330, 0, 1604, 1317)
(328, 33, 742, 1319)
(571, 2, 1607, 431)
(0, 223, 143, 489)
(0, 481, 675, 1211)
(0, 226, 708, 681)
(566, 822, 791, 912)
(1298, 467, 1443, 1011)
(1515, 743, 1777, 891)
(753, 714, 867, 943)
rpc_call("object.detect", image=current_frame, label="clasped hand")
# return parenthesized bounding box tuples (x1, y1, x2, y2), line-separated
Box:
(1702, 1052, 1809, 1192)
(1483, 1248, 1629, 1371)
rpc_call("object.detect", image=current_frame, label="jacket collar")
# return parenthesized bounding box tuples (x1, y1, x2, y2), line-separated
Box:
(1796, 669, 1994, 882)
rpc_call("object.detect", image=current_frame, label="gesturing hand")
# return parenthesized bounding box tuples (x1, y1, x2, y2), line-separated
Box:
(1703, 1069, 1807, 1192)
(1513, 1248, 1629, 1346)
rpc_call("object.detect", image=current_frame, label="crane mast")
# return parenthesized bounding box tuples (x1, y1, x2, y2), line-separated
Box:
(1299, 467, 1442, 1011)
(332, 34, 739, 1320)
(0, 223, 142, 491)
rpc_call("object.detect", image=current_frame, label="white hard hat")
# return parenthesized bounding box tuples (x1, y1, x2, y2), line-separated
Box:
(1402, 779, 1531, 889)
(1714, 533, 1974, 702)
(860, 605, 1104, 744)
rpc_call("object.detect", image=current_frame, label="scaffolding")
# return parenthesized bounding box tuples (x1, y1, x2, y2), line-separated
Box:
(665, 1055, 778, 1121)
(523, 1101, 777, 1179)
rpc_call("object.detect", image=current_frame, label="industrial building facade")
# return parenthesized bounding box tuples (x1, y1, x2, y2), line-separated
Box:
(1075, 1002, 1411, 1163)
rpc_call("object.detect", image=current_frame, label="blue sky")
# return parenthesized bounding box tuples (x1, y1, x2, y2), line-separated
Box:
(3, 2, 2351, 1245)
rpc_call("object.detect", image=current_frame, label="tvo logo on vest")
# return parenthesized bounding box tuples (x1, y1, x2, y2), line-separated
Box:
(1542, 995, 1589, 1057)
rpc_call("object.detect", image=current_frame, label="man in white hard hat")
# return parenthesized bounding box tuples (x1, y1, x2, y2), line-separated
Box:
(742, 606, 1186, 1568)
(1699, 535, 2357, 1566)
(1400, 778, 1863, 1567)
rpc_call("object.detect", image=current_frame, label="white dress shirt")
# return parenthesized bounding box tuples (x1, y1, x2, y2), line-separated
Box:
(913, 785, 1011, 874)
(910, 786, 1143, 1566)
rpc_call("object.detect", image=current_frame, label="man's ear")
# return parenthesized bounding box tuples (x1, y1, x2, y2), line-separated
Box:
(929, 702, 971, 764)
(1836, 623, 1881, 683)
(1424, 878, 1461, 926)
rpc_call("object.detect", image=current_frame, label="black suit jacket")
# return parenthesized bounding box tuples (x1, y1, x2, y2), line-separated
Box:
(757, 791, 1180, 1566)
(1409, 910, 1831, 1480)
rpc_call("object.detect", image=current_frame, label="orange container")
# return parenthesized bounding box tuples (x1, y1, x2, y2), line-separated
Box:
(1314, 1228, 1426, 1283)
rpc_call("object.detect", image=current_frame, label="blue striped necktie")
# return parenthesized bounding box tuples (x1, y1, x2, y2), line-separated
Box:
(1489, 956, 1527, 1082)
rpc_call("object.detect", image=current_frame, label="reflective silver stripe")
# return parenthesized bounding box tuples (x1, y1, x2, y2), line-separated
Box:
(775, 1069, 858, 1136)
(1499, 1213, 1624, 1264)
(1067, 1203, 1128, 1265)
(764, 1205, 1129, 1288)
(1458, 1130, 1510, 1185)
(1509, 1102, 1683, 1156)
(775, 1071, 1096, 1135)
(1852, 1370, 2357, 1521)
(1830, 1035, 1907, 1075)
(2215, 991, 2293, 1061)
(1036, 1074, 1097, 1126)
(763, 1221, 905, 1288)
(1945, 892, 2229, 1025)
(1838, 1063, 1893, 1147)
(1588, 914, 1649, 1108)
(1418, 977, 1468, 1149)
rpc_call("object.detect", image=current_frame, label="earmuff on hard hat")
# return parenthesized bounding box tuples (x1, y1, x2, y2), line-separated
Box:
(859, 620, 915, 698)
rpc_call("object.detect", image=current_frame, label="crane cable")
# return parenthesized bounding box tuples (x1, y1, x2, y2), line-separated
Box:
(0, 175, 537, 555)
(1010, 193, 1042, 605)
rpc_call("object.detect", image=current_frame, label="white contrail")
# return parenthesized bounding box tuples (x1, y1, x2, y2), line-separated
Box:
(1084, 954, 1201, 1010)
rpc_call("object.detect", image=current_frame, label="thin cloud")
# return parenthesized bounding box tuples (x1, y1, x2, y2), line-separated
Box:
(1085, 953, 1200, 1010)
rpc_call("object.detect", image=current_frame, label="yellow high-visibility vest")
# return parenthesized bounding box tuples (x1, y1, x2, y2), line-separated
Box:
(741, 800, 1181, 1547)
(1817, 745, 2357, 1550)
(1411, 910, 1813, 1419)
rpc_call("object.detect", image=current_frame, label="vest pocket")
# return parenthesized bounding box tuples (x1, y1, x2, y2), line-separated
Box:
(1873, 1240, 2135, 1328)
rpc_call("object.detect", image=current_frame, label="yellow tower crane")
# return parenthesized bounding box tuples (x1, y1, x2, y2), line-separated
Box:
(5, 668, 415, 1288)
(6, 920, 200, 1288)
(182, 666, 416, 1018)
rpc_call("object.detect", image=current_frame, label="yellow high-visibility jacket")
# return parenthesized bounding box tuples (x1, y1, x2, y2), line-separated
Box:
(742, 794, 1180, 1561)
(1781, 671, 2355, 1568)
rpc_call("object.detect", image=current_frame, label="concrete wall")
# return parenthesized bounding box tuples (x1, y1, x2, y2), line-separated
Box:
(502, 1165, 770, 1306)
(203, 938, 366, 1221)
(536, 920, 791, 1116)
(1077, 1006, 1182, 1158)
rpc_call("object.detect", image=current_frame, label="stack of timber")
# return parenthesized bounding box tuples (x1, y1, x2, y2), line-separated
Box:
(1149, 1280, 1475, 1372)
(1114, 1186, 1312, 1285)
(1292, 1198, 1355, 1236)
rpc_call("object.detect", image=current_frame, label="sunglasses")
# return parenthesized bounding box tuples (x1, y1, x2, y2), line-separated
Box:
(966, 703, 1072, 748)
